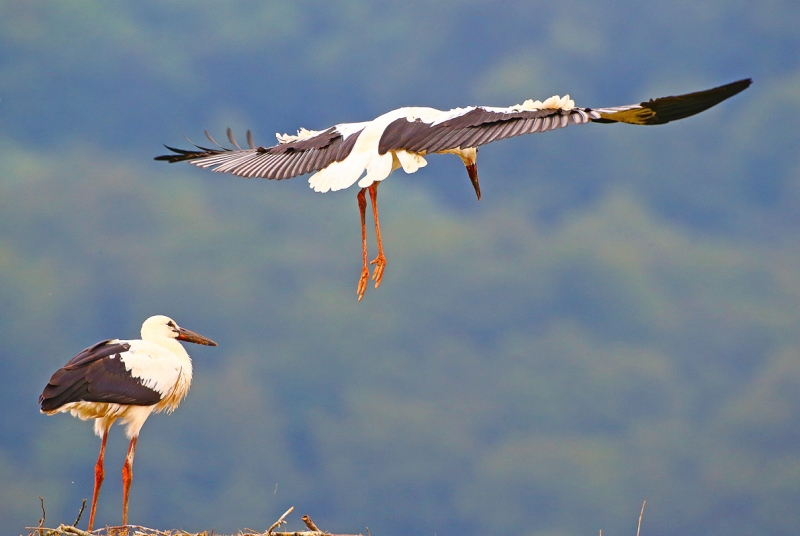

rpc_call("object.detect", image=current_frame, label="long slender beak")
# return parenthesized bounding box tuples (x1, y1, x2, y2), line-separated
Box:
(177, 327, 218, 346)
(466, 162, 481, 201)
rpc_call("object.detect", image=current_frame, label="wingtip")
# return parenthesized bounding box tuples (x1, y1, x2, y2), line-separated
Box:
(598, 77, 754, 126)
(154, 144, 197, 162)
(724, 77, 753, 95)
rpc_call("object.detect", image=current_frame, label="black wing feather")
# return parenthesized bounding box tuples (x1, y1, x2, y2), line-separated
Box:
(39, 341, 162, 411)
(378, 79, 751, 155)
(593, 78, 752, 124)
(156, 127, 365, 181)
(379, 108, 568, 155)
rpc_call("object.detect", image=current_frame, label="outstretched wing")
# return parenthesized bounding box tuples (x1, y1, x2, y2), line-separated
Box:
(378, 79, 752, 155)
(155, 123, 367, 180)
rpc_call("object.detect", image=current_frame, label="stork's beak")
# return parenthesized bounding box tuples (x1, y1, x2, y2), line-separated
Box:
(177, 327, 218, 346)
(466, 162, 481, 201)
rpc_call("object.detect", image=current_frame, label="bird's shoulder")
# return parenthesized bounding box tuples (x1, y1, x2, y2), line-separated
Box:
(123, 338, 168, 353)
(118, 339, 184, 370)
(62, 339, 131, 370)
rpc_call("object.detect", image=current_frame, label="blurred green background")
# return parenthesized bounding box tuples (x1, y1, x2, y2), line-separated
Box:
(2, 1, 799, 534)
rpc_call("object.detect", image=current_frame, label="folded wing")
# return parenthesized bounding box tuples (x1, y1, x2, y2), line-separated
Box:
(39, 340, 163, 411)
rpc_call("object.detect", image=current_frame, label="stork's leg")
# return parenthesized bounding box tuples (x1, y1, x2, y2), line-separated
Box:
(368, 182, 387, 288)
(121, 436, 138, 527)
(357, 187, 370, 301)
(88, 429, 109, 532)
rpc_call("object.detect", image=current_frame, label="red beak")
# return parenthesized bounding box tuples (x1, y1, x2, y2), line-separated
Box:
(177, 327, 218, 346)
(466, 162, 481, 201)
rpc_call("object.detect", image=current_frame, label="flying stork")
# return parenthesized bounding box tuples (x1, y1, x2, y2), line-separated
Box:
(39, 315, 217, 531)
(156, 78, 751, 301)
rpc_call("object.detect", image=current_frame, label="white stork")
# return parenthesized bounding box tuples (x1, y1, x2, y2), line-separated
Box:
(156, 78, 751, 301)
(39, 315, 217, 531)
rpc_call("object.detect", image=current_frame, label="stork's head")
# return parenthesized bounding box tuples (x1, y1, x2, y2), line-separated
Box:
(141, 315, 218, 346)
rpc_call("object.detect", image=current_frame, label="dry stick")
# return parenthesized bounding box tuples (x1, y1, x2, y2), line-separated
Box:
(73, 500, 88, 527)
(268, 506, 295, 535)
(75, 524, 164, 536)
(116, 525, 167, 535)
(34, 496, 47, 536)
(23, 525, 90, 536)
(270, 532, 363, 536)
(637, 500, 646, 536)
(55, 525, 91, 536)
(301, 516, 321, 532)
(22, 526, 363, 536)
(38, 496, 46, 529)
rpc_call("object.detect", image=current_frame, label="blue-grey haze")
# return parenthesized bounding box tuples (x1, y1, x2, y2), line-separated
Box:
(1, 1, 799, 535)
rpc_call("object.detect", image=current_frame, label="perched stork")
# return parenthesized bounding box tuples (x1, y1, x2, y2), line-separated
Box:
(39, 315, 217, 531)
(156, 78, 751, 300)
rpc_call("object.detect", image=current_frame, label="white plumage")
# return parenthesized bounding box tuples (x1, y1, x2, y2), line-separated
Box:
(39, 315, 217, 531)
(157, 78, 751, 300)
(308, 108, 441, 193)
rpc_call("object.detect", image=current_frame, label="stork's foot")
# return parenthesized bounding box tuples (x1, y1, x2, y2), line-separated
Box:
(370, 255, 386, 288)
(357, 265, 370, 301)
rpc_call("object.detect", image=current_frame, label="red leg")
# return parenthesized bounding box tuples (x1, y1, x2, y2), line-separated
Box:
(356, 188, 370, 301)
(368, 183, 387, 288)
(88, 429, 109, 532)
(121, 436, 138, 528)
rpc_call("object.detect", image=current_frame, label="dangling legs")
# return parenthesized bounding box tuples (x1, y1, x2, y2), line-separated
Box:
(368, 182, 387, 288)
(121, 436, 138, 527)
(88, 426, 110, 532)
(357, 188, 370, 301)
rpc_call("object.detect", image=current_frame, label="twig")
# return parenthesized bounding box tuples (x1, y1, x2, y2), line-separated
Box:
(82, 524, 171, 535)
(55, 525, 92, 536)
(301, 516, 321, 532)
(25, 527, 361, 536)
(73, 500, 88, 527)
(24, 525, 90, 536)
(268, 506, 295, 535)
(37, 496, 47, 536)
(270, 533, 362, 536)
(637, 500, 646, 536)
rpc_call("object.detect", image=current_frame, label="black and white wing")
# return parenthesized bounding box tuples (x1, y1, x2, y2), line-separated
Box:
(378, 79, 752, 156)
(39, 340, 162, 411)
(155, 122, 368, 180)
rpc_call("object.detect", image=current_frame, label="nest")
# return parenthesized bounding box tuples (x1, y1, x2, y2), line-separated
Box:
(29, 505, 365, 536)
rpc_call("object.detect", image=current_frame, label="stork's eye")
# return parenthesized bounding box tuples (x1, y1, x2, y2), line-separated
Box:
(167, 321, 177, 329)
